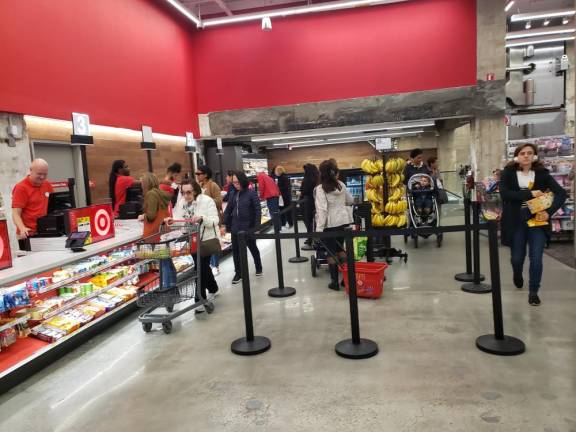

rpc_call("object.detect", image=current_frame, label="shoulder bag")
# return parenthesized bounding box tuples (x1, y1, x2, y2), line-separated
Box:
(200, 223, 221, 257)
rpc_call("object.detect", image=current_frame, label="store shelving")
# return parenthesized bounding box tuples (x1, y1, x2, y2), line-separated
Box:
(0, 315, 30, 333)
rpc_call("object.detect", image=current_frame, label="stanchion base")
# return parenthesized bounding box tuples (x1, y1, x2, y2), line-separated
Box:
(455, 272, 485, 282)
(301, 244, 315, 251)
(335, 338, 379, 359)
(268, 286, 297, 298)
(231, 336, 271, 356)
(476, 334, 525, 356)
(461, 282, 492, 294)
(288, 256, 309, 263)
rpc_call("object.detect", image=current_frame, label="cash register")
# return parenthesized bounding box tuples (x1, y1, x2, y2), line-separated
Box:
(118, 185, 143, 219)
(36, 191, 73, 237)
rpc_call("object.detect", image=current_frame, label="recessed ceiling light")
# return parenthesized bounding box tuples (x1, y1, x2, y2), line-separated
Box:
(505, 1, 514, 12)
(563, 17, 570, 25)
(511, 9, 576, 22)
(525, 21, 532, 29)
(543, 19, 551, 26)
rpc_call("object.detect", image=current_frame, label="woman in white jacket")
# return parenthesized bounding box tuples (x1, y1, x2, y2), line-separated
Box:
(171, 179, 220, 308)
(315, 160, 354, 290)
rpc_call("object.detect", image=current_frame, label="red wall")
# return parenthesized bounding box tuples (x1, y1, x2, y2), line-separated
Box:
(193, 0, 477, 113)
(0, 0, 198, 135)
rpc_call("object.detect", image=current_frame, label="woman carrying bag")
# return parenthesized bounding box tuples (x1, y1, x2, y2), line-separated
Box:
(171, 179, 220, 311)
(500, 143, 566, 306)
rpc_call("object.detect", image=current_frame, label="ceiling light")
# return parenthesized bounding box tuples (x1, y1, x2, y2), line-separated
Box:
(506, 35, 576, 48)
(506, 27, 575, 40)
(510, 9, 576, 22)
(261, 17, 272, 31)
(273, 139, 323, 146)
(251, 121, 435, 142)
(543, 19, 550, 26)
(525, 21, 532, 29)
(166, 0, 201, 26)
(563, 17, 570, 25)
(202, 0, 410, 27)
(505, 1, 514, 12)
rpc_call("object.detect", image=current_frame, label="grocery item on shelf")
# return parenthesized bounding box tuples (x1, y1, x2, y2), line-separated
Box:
(0, 284, 31, 313)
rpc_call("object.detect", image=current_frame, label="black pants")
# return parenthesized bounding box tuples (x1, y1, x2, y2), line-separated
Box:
(192, 254, 219, 300)
(280, 203, 293, 227)
(231, 232, 262, 277)
(303, 203, 315, 243)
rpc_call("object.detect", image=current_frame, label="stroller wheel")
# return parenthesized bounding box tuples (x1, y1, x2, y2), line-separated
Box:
(311, 256, 317, 277)
(413, 236, 419, 249)
(403, 235, 408, 244)
(166, 305, 174, 313)
(437, 234, 443, 248)
(162, 321, 173, 334)
(142, 322, 152, 333)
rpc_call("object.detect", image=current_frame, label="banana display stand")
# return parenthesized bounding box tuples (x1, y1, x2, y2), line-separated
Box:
(361, 148, 408, 263)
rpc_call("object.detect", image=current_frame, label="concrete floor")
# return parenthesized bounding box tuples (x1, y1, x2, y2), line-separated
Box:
(0, 208, 575, 432)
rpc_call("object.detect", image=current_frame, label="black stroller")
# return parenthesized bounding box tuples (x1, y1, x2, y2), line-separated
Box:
(404, 173, 443, 248)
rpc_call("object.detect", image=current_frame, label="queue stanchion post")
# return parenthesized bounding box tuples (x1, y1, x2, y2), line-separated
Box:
(231, 231, 271, 355)
(288, 201, 308, 263)
(335, 231, 379, 359)
(455, 197, 485, 282)
(268, 213, 297, 298)
(461, 201, 491, 294)
(476, 222, 525, 356)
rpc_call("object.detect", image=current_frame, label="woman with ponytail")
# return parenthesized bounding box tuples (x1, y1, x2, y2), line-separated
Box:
(500, 143, 566, 306)
(315, 159, 355, 290)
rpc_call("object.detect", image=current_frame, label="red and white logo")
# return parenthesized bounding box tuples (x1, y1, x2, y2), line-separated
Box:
(0, 235, 4, 259)
(94, 209, 111, 236)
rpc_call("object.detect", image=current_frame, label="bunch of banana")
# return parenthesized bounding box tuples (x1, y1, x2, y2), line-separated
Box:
(387, 173, 402, 188)
(381, 214, 408, 227)
(361, 159, 383, 175)
(371, 213, 386, 227)
(388, 185, 406, 202)
(384, 200, 408, 215)
(371, 174, 384, 188)
(384, 157, 406, 174)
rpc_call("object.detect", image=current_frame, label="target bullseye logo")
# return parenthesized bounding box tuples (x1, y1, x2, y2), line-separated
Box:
(0, 235, 4, 259)
(94, 209, 111, 236)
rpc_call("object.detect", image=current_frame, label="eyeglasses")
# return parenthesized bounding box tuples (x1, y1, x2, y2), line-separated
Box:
(195, 172, 205, 176)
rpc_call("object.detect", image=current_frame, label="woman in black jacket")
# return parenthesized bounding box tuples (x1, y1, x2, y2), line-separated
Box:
(275, 165, 293, 228)
(500, 143, 567, 306)
(300, 163, 319, 246)
(223, 171, 263, 285)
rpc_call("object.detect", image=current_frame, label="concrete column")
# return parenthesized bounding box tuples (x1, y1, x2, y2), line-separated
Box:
(0, 113, 32, 252)
(474, 0, 506, 179)
(437, 123, 471, 194)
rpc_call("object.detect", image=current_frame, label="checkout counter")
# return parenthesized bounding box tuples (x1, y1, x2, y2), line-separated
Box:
(0, 216, 151, 394)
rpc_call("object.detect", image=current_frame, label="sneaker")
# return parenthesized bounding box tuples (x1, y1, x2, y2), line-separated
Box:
(513, 276, 524, 289)
(195, 305, 205, 314)
(255, 269, 263, 276)
(528, 294, 541, 306)
(207, 291, 219, 302)
(232, 274, 242, 284)
(212, 266, 220, 276)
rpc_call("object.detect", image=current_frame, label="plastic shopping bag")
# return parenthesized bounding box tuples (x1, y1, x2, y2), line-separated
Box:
(353, 236, 367, 260)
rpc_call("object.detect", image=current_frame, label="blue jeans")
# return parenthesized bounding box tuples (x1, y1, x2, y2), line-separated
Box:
(267, 197, 280, 218)
(210, 254, 219, 268)
(510, 225, 547, 294)
(160, 258, 177, 290)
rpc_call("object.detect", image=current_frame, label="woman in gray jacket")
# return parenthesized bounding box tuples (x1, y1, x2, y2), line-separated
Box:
(315, 160, 355, 290)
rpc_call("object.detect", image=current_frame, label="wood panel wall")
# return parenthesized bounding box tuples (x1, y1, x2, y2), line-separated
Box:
(264, 141, 437, 174)
(26, 117, 190, 204)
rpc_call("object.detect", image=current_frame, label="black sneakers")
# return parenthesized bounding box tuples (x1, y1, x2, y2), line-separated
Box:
(255, 268, 263, 276)
(528, 294, 541, 306)
(513, 276, 524, 289)
(232, 274, 242, 284)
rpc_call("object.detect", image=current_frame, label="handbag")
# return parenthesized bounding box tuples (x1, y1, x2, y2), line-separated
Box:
(200, 223, 221, 257)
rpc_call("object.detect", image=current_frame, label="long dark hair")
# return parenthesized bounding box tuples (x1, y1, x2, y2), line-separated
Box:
(505, 143, 545, 171)
(109, 160, 126, 208)
(319, 160, 341, 193)
(233, 171, 250, 190)
(302, 163, 319, 189)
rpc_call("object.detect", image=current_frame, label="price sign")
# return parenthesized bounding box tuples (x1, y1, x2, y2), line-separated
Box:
(66, 204, 115, 244)
(216, 138, 223, 154)
(185, 132, 196, 153)
(375, 137, 392, 151)
(72, 113, 91, 136)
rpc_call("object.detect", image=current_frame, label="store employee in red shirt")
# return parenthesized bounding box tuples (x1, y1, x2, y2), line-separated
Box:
(12, 159, 54, 239)
(109, 160, 137, 216)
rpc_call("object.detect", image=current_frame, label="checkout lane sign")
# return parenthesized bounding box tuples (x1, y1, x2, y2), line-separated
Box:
(66, 204, 115, 244)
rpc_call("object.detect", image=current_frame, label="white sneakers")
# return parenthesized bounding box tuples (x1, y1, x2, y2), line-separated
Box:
(211, 266, 220, 276)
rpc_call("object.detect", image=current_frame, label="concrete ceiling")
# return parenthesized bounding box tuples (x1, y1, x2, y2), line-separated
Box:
(507, 0, 575, 33)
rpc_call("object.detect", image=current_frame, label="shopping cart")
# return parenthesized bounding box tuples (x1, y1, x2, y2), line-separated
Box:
(135, 221, 214, 334)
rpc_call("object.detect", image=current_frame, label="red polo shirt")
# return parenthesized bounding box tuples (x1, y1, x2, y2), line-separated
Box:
(114, 175, 136, 215)
(12, 177, 54, 233)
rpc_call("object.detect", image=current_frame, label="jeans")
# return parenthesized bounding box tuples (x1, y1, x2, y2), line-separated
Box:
(193, 254, 219, 300)
(159, 258, 177, 290)
(510, 225, 547, 294)
(231, 232, 262, 277)
(267, 197, 280, 219)
(210, 254, 220, 268)
(413, 195, 432, 212)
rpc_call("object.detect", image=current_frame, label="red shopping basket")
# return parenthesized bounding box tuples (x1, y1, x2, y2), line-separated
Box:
(340, 262, 388, 299)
